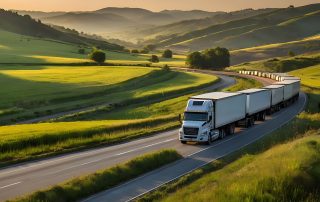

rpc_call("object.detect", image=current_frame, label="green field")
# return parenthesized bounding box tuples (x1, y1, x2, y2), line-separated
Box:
(0, 65, 216, 124)
(228, 52, 320, 72)
(0, 30, 185, 66)
(290, 64, 320, 88)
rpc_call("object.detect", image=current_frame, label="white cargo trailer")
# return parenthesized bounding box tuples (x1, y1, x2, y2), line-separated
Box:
(275, 80, 300, 106)
(263, 85, 284, 112)
(238, 88, 271, 125)
(179, 92, 246, 144)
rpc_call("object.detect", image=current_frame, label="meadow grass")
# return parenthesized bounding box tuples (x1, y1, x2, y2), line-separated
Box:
(0, 68, 216, 124)
(0, 116, 180, 165)
(11, 149, 182, 202)
(223, 77, 263, 92)
(0, 30, 186, 66)
(228, 52, 320, 72)
(290, 64, 320, 88)
(136, 65, 320, 202)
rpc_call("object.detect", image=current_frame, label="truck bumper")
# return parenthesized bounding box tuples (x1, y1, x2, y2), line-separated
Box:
(179, 135, 209, 142)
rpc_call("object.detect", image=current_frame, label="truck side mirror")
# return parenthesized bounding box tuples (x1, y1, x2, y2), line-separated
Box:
(208, 116, 212, 122)
(178, 114, 182, 123)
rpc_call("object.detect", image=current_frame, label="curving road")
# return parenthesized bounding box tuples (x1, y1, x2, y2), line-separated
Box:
(0, 72, 305, 202)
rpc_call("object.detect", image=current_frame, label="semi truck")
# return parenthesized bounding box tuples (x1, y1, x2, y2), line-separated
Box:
(179, 92, 246, 144)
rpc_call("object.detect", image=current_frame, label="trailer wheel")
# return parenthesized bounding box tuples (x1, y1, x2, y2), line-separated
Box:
(230, 124, 235, 135)
(260, 112, 266, 121)
(181, 141, 187, 144)
(219, 129, 225, 139)
(250, 117, 255, 126)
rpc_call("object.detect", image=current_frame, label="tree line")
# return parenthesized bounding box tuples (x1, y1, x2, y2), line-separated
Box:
(186, 47, 230, 69)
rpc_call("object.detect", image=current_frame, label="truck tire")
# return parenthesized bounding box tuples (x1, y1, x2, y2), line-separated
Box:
(230, 124, 235, 135)
(181, 141, 187, 144)
(219, 129, 225, 139)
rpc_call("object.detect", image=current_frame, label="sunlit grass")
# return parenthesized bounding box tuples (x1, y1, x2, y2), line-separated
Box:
(290, 64, 320, 88)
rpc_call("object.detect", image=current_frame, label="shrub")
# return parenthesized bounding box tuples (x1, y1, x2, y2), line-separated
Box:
(149, 55, 159, 63)
(162, 49, 173, 58)
(131, 49, 139, 54)
(162, 64, 171, 71)
(186, 47, 230, 69)
(88, 49, 106, 64)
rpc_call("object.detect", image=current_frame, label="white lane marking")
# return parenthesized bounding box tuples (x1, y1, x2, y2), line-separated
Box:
(48, 138, 176, 175)
(0, 182, 21, 190)
(0, 133, 177, 177)
(126, 93, 307, 202)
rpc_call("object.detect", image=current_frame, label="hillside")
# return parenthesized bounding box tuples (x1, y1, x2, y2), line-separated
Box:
(152, 3, 320, 52)
(16, 7, 222, 42)
(230, 35, 320, 65)
(139, 8, 275, 41)
(0, 9, 123, 51)
(43, 12, 135, 32)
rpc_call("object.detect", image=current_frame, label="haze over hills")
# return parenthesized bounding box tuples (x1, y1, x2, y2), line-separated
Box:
(15, 7, 224, 42)
(0, 9, 124, 51)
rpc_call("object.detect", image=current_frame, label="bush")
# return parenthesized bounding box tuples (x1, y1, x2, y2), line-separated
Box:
(149, 55, 159, 63)
(88, 49, 106, 64)
(162, 49, 173, 58)
(186, 47, 230, 69)
(131, 49, 139, 54)
(162, 64, 171, 71)
(123, 48, 130, 53)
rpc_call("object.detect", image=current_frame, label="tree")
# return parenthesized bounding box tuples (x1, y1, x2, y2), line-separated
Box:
(186, 52, 203, 68)
(131, 49, 139, 54)
(162, 49, 173, 58)
(149, 55, 159, 63)
(186, 47, 230, 69)
(89, 49, 106, 64)
(288, 51, 295, 57)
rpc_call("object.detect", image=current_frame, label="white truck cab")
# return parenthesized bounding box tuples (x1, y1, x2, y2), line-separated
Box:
(179, 92, 246, 144)
(179, 99, 217, 143)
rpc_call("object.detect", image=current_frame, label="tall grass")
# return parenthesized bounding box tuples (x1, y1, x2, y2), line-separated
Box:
(11, 149, 182, 202)
(0, 116, 180, 165)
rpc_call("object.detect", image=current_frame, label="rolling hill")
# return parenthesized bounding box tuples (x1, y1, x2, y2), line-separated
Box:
(230, 35, 320, 65)
(16, 7, 222, 42)
(150, 3, 320, 52)
(43, 12, 135, 32)
(138, 8, 275, 41)
(0, 9, 124, 51)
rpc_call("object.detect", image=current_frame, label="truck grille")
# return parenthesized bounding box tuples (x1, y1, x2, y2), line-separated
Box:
(183, 127, 199, 136)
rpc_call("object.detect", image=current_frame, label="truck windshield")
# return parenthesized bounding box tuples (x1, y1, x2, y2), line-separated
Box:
(184, 112, 208, 121)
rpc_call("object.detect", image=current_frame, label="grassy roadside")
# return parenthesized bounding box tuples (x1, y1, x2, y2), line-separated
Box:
(10, 149, 182, 202)
(136, 67, 320, 202)
(0, 116, 180, 167)
(223, 77, 263, 92)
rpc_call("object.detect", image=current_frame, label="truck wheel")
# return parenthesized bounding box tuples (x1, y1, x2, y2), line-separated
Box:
(230, 124, 235, 135)
(250, 118, 255, 126)
(260, 112, 266, 121)
(219, 129, 225, 139)
(181, 141, 187, 144)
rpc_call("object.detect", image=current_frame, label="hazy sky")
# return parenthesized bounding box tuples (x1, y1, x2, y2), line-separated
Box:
(1, 0, 319, 12)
